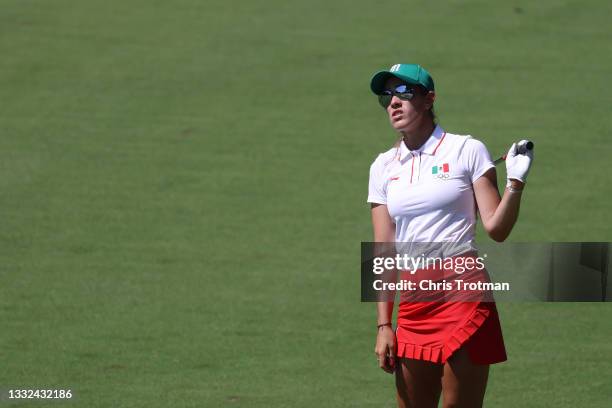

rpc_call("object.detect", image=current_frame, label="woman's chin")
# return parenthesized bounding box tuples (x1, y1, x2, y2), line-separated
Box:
(392, 120, 413, 133)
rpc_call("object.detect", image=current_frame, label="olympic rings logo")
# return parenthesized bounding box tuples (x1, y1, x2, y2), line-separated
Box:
(435, 173, 450, 180)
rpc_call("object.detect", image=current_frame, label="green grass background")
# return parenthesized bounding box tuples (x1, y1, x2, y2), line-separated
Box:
(1, 0, 611, 406)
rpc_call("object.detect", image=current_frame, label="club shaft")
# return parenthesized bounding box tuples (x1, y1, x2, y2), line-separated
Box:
(493, 156, 506, 165)
(494, 140, 534, 165)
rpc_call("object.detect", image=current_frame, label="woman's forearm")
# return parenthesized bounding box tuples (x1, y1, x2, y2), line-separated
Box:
(486, 180, 524, 242)
(375, 263, 396, 325)
(377, 301, 394, 326)
(370, 205, 397, 326)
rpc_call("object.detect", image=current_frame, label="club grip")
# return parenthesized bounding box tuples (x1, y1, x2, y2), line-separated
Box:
(516, 140, 534, 155)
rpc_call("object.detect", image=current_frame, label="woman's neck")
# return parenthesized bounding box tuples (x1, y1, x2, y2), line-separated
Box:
(401, 120, 436, 151)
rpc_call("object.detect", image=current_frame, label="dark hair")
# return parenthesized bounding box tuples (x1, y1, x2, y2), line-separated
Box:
(413, 85, 437, 125)
(416, 85, 438, 126)
(429, 106, 437, 125)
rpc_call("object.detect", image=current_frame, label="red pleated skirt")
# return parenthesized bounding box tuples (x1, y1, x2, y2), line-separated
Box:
(395, 259, 507, 365)
(396, 300, 507, 365)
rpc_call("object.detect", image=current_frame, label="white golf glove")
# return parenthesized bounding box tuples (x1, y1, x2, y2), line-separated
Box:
(505, 140, 533, 183)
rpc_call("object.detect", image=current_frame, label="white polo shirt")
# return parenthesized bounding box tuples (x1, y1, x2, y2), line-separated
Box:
(367, 125, 494, 254)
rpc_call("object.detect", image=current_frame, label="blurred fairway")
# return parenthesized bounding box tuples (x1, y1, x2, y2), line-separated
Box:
(1, 0, 611, 407)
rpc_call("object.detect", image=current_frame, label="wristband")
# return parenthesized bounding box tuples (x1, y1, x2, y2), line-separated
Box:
(506, 180, 524, 193)
(377, 323, 392, 330)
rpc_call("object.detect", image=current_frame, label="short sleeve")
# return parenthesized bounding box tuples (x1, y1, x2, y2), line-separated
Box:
(463, 138, 495, 183)
(367, 154, 387, 204)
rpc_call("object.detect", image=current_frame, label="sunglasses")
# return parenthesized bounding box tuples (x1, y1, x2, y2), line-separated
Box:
(377, 84, 417, 108)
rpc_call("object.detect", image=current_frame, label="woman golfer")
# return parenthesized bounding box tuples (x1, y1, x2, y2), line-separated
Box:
(367, 64, 533, 408)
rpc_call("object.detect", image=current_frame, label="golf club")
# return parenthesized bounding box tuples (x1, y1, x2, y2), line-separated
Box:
(493, 140, 534, 165)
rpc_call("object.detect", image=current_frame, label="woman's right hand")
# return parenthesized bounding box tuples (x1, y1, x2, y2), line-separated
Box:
(374, 325, 397, 374)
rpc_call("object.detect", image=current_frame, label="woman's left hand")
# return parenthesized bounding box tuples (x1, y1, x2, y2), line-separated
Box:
(505, 140, 534, 183)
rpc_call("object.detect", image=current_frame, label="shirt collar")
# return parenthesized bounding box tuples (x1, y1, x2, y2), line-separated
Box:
(399, 125, 446, 161)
